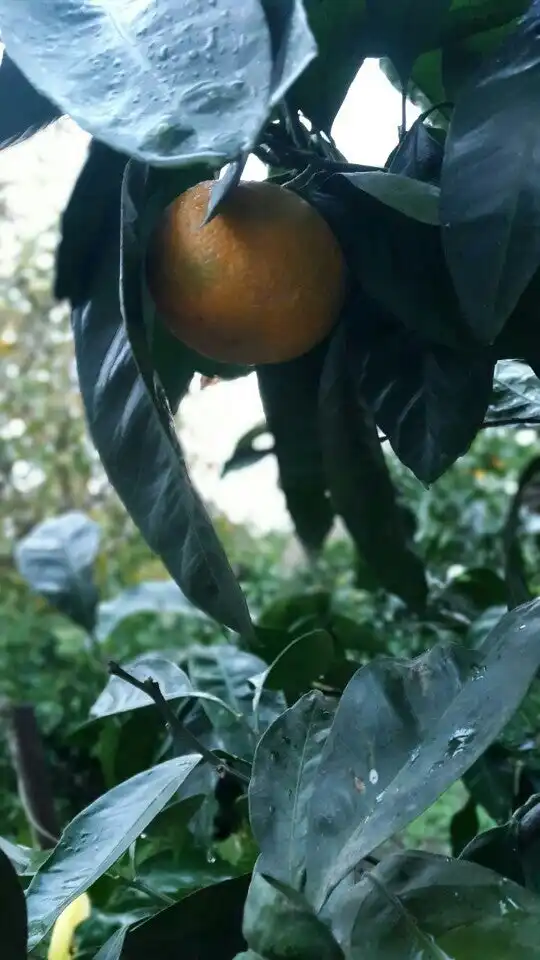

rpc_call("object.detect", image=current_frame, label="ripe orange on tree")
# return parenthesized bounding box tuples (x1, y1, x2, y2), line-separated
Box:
(146, 179, 347, 366)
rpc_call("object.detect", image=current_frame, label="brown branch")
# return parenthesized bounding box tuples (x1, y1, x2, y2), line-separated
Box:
(2, 703, 60, 849)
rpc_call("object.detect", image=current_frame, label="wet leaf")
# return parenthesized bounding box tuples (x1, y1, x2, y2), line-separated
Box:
(96, 580, 205, 642)
(0, 50, 59, 149)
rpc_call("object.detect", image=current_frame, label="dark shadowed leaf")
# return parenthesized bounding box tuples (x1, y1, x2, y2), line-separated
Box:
(344, 299, 494, 483)
(463, 745, 516, 824)
(459, 822, 524, 887)
(0, 1, 311, 166)
(260, 0, 317, 106)
(121, 874, 250, 959)
(387, 115, 444, 183)
(329, 851, 540, 959)
(94, 927, 128, 960)
(450, 796, 479, 858)
(320, 325, 427, 605)
(254, 630, 335, 707)
(55, 139, 127, 307)
(0, 846, 27, 959)
(305, 598, 540, 908)
(0, 50, 59, 149)
(243, 868, 343, 960)
(14, 511, 100, 632)
(488, 361, 540, 425)
(340, 170, 440, 225)
(250, 691, 335, 890)
(364, 0, 451, 85)
(258, 590, 331, 634)
(96, 580, 205, 642)
(90, 653, 237, 720)
(257, 342, 334, 553)
(26, 755, 201, 949)
(72, 182, 252, 635)
(503, 456, 540, 607)
(441, 0, 540, 342)
(222, 423, 274, 476)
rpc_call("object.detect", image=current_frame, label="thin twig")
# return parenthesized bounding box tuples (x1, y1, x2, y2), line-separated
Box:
(108, 662, 250, 785)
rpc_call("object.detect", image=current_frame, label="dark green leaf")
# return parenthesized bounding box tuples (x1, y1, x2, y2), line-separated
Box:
(339, 171, 440, 224)
(26, 755, 201, 949)
(121, 875, 250, 959)
(386, 116, 444, 184)
(258, 590, 331, 635)
(441, 0, 540, 342)
(488, 360, 540, 425)
(503, 457, 540, 607)
(96, 580, 205, 643)
(0, 846, 27, 960)
(14, 511, 100, 632)
(243, 868, 343, 960)
(320, 324, 427, 605)
(257, 342, 334, 553)
(55, 139, 127, 307)
(250, 691, 335, 890)
(463, 745, 516, 824)
(344, 298, 494, 483)
(364, 0, 451, 85)
(305, 598, 540, 909)
(222, 424, 274, 477)
(90, 653, 237, 720)
(72, 181, 251, 635)
(450, 796, 480, 857)
(258, 1, 318, 106)
(0, 50, 59, 148)
(94, 927, 128, 960)
(330, 851, 540, 959)
(254, 630, 335, 707)
(516, 795, 540, 894)
(0, 1, 303, 166)
(460, 823, 524, 886)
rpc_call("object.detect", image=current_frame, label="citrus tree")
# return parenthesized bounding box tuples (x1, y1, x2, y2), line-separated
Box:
(4, 1, 540, 958)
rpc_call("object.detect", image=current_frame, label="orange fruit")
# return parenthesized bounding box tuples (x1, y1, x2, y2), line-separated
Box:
(146, 179, 346, 365)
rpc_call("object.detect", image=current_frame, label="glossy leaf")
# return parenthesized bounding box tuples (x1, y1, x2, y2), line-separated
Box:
(305, 598, 540, 909)
(90, 653, 238, 720)
(260, 0, 318, 107)
(96, 580, 205, 642)
(0, 846, 27, 960)
(331, 851, 540, 959)
(503, 456, 540, 607)
(55, 139, 127, 308)
(121, 874, 250, 959)
(344, 298, 494, 483)
(386, 116, 444, 184)
(257, 342, 334, 554)
(250, 691, 335, 890)
(364, 0, 451, 85)
(460, 823, 524, 887)
(0, 0, 314, 166)
(243, 868, 343, 960)
(93, 926, 128, 959)
(441, 0, 540, 342)
(26, 755, 201, 949)
(488, 360, 540, 425)
(222, 424, 274, 476)
(72, 192, 252, 635)
(0, 50, 59, 149)
(340, 170, 440, 225)
(320, 324, 427, 605)
(253, 630, 335, 708)
(14, 511, 100, 632)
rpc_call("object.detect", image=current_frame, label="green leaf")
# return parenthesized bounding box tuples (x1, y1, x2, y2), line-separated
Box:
(96, 580, 206, 643)
(259, 0, 318, 107)
(344, 298, 494, 483)
(26, 755, 201, 949)
(0, 838, 47, 878)
(250, 691, 335, 891)
(243, 868, 343, 960)
(488, 360, 540, 425)
(89, 653, 239, 720)
(120, 874, 250, 959)
(460, 823, 524, 886)
(14, 511, 100, 633)
(364, 0, 451, 85)
(0, 50, 59, 149)
(503, 456, 540, 607)
(258, 591, 331, 635)
(463, 745, 516, 824)
(0, 1, 307, 166)
(0, 846, 27, 960)
(339, 171, 440, 225)
(320, 324, 427, 605)
(222, 424, 274, 476)
(72, 174, 252, 636)
(450, 796, 480, 857)
(441, 0, 540, 342)
(305, 598, 540, 909)
(253, 630, 335, 708)
(93, 927, 128, 960)
(257, 342, 334, 554)
(386, 116, 444, 184)
(330, 851, 540, 959)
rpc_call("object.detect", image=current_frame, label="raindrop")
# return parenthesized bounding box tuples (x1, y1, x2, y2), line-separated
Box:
(447, 727, 475, 758)
(369, 768, 379, 785)
(206, 850, 216, 864)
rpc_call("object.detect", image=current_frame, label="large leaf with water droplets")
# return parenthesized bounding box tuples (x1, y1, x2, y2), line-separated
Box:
(304, 597, 540, 910)
(0, 0, 314, 166)
(488, 360, 540, 425)
(0, 50, 59, 149)
(26, 755, 201, 949)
